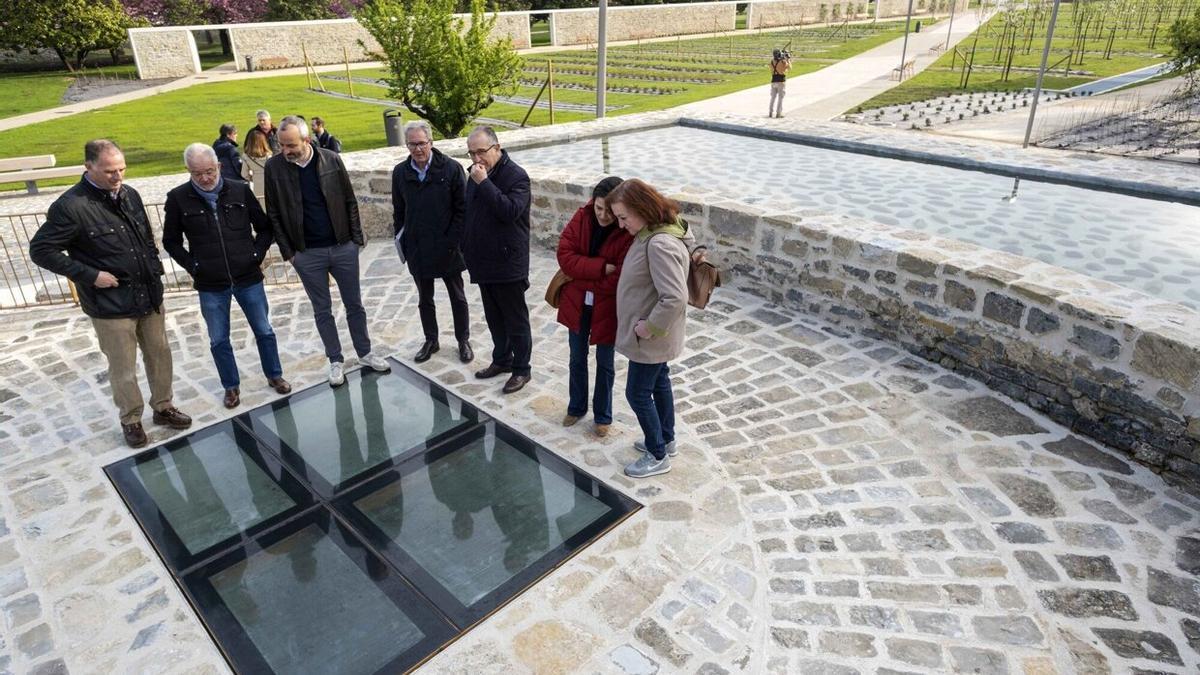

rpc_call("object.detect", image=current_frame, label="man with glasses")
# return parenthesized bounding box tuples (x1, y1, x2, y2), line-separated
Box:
(265, 115, 391, 386)
(392, 120, 473, 365)
(29, 139, 192, 448)
(162, 143, 291, 410)
(462, 126, 532, 394)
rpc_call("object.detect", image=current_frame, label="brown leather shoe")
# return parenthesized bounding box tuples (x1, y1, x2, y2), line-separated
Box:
(223, 388, 240, 409)
(562, 414, 581, 427)
(502, 374, 531, 394)
(152, 407, 192, 429)
(267, 377, 292, 394)
(594, 423, 611, 437)
(122, 422, 147, 448)
(475, 363, 512, 379)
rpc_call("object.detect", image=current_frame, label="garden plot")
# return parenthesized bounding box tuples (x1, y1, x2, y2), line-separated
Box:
(844, 89, 1078, 130)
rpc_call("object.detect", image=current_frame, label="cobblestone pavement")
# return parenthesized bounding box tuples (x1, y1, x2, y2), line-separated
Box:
(1, 244, 1198, 674)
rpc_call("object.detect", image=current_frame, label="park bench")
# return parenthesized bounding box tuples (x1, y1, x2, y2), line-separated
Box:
(891, 58, 916, 81)
(0, 155, 84, 195)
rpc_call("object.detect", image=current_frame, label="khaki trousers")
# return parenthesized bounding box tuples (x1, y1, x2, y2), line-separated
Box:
(91, 307, 175, 425)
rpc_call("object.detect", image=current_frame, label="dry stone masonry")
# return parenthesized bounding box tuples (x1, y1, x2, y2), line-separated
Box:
(128, 29, 200, 79)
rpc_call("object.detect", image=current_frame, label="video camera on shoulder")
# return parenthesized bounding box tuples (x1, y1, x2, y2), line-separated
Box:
(773, 47, 791, 61)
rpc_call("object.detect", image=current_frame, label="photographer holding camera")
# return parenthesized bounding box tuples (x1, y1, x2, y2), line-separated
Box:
(769, 47, 792, 118)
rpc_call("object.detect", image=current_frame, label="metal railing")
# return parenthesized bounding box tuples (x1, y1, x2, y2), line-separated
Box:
(1, 202, 297, 311)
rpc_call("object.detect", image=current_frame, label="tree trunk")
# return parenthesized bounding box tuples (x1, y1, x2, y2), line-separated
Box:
(55, 48, 75, 72)
(220, 31, 232, 56)
(109, 48, 121, 65)
(74, 50, 89, 70)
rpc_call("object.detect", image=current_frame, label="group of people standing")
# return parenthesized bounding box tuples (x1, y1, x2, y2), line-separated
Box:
(28, 117, 701, 479)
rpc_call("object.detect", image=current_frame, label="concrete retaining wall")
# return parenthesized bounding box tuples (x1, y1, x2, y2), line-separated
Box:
(129, 29, 200, 79)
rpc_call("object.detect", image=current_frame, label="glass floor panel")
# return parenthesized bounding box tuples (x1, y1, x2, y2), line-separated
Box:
(242, 361, 482, 497)
(339, 422, 622, 625)
(105, 361, 639, 674)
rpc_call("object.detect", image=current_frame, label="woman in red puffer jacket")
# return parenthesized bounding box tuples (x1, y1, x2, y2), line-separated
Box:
(555, 176, 631, 437)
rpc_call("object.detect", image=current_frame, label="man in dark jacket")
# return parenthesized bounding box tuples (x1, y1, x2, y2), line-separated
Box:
(265, 115, 390, 387)
(393, 120, 472, 364)
(311, 117, 343, 154)
(244, 109, 280, 156)
(212, 123, 243, 182)
(163, 143, 292, 409)
(462, 126, 532, 394)
(28, 139, 192, 448)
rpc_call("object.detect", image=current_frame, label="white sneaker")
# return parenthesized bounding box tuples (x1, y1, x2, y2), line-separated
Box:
(359, 352, 391, 372)
(634, 439, 678, 457)
(625, 453, 671, 478)
(329, 361, 346, 387)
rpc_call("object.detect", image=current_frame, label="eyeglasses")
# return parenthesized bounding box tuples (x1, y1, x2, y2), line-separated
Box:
(406, 141, 430, 149)
(466, 144, 497, 158)
(189, 168, 218, 178)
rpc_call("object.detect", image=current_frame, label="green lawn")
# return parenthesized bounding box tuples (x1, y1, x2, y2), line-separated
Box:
(0, 63, 138, 119)
(0, 21, 910, 190)
(859, 2, 1186, 110)
(531, 19, 551, 47)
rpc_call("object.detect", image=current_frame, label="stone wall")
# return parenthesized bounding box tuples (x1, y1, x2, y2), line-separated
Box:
(747, 1, 864, 29)
(128, 29, 200, 79)
(551, 4, 736, 46)
(876, 0, 966, 19)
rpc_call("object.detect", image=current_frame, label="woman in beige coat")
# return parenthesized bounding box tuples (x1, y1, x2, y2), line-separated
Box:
(608, 179, 693, 479)
(240, 130, 271, 200)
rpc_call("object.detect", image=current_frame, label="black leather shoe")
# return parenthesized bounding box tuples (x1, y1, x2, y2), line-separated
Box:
(152, 407, 192, 429)
(223, 388, 240, 409)
(502, 374, 531, 394)
(414, 340, 440, 363)
(458, 340, 474, 363)
(475, 363, 512, 379)
(122, 422, 147, 448)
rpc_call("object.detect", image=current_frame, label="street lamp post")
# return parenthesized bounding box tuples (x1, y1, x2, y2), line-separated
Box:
(1023, 0, 1063, 148)
(897, 0, 915, 78)
(946, 0, 957, 51)
(597, 0, 608, 118)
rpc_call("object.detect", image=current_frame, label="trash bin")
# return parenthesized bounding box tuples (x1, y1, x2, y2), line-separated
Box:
(384, 110, 404, 147)
(244, 55, 255, 72)
(915, 21, 922, 33)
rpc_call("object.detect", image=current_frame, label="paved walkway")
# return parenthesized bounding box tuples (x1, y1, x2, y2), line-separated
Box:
(679, 9, 991, 120)
(1, 242, 1197, 674)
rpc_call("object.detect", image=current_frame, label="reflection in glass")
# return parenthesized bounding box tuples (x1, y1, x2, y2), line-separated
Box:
(255, 371, 466, 486)
(210, 524, 424, 675)
(134, 430, 294, 554)
(354, 433, 611, 606)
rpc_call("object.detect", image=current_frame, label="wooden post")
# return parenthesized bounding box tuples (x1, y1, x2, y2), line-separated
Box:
(303, 46, 313, 90)
(343, 46, 355, 98)
(547, 59, 555, 125)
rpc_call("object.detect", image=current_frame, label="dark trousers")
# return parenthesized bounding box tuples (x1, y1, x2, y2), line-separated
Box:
(291, 242, 371, 363)
(567, 307, 614, 424)
(478, 280, 531, 377)
(626, 361, 675, 460)
(417, 273, 470, 342)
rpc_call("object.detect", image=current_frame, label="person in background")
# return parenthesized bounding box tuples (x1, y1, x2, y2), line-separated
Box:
(162, 143, 291, 410)
(240, 129, 271, 199)
(244, 109, 280, 156)
(392, 120, 472, 365)
(608, 179, 693, 479)
(555, 176, 630, 439)
(212, 123, 243, 183)
(312, 116, 343, 153)
(29, 139, 192, 448)
(769, 48, 792, 118)
(265, 115, 391, 386)
(462, 126, 533, 395)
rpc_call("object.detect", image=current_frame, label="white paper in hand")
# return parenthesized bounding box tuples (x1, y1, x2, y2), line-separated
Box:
(394, 230, 406, 264)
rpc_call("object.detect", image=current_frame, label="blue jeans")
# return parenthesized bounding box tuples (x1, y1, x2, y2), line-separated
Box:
(567, 307, 614, 425)
(198, 282, 282, 390)
(625, 361, 675, 460)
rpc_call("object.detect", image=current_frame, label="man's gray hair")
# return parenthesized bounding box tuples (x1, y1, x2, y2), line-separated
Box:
(183, 143, 218, 168)
(84, 139, 121, 164)
(403, 120, 432, 142)
(256, 109, 271, 119)
(469, 125, 499, 146)
(279, 115, 309, 138)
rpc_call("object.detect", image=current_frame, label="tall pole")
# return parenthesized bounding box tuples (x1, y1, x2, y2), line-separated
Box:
(1023, 0, 1062, 148)
(596, 0, 608, 118)
(897, 0, 915, 76)
(945, 0, 957, 51)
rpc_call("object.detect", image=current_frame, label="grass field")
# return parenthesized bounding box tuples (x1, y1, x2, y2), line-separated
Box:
(859, 0, 1192, 110)
(0, 20, 910, 190)
(0, 63, 139, 119)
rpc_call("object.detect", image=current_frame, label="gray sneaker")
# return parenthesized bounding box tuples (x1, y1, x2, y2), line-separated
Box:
(359, 352, 391, 372)
(624, 453, 671, 478)
(634, 439, 678, 457)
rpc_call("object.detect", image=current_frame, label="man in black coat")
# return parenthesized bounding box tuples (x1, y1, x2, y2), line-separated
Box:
(265, 115, 390, 387)
(312, 116, 343, 154)
(212, 123, 243, 182)
(392, 120, 472, 364)
(162, 143, 292, 410)
(462, 126, 532, 394)
(29, 139, 192, 448)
